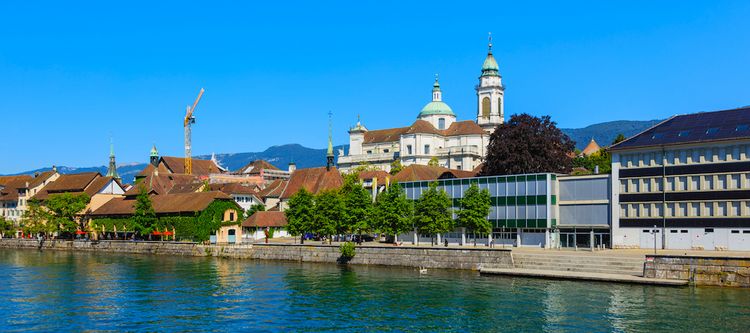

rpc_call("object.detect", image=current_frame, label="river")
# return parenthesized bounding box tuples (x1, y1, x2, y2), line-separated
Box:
(0, 249, 747, 332)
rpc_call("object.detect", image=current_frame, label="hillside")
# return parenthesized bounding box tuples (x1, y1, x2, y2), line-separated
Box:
(561, 119, 661, 150)
(4, 119, 661, 181)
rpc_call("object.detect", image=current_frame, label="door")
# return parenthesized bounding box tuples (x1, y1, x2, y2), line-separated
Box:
(693, 228, 715, 250)
(640, 229, 662, 250)
(228, 229, 236, 244)
(667, 229, 691, 249)
(729, 230, 750, 251)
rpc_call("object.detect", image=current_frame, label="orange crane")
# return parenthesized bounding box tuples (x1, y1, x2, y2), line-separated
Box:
(184, 88, 205, 175)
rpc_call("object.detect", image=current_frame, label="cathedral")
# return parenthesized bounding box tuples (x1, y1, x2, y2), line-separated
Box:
(337, 38, 505, 173)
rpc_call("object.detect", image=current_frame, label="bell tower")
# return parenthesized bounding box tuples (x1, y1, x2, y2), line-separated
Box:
(476, 33, 504, 133)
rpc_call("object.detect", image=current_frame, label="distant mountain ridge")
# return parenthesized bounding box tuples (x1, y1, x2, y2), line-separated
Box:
(3, 119, 661, 181)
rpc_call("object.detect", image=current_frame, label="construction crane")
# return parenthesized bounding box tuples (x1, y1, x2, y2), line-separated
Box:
(184, 88, 205, 175)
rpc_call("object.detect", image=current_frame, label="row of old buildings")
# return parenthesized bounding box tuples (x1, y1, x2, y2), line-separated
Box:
(3, 36, 749, 251)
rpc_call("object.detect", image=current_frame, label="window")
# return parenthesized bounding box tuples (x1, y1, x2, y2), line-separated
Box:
(620, 180, 628, 193)
(691, 176, 700, 191)
(736, 124, 749, 132)
(652, 133, 664, 140)
(383, 149, 389, 153)
(643, 179, 651, 192)
(438, 118, 446, 130)
(706, 128, 719, 135)
(424, 144, 430, 154)
(407, 145, 412, 155)
(678, 203, 688, 217)
(731, 174, 741, 189)
(691, 202, 700, 216)
(705, 228, 714, 233)
(367, 150, 373, 155)
(717, 175, 727, 190)
(730, 201, 740, 216)
(643, 204, 651, 217)
(703, 202, 714, 216)
(631, 179, 640, 192)
(481, 97, 491, 118)
(678, 130, 690, 137)
(705, 175, 714, 190)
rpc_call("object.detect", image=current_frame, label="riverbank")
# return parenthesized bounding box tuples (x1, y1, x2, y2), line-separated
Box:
(0, 239, 513, 270)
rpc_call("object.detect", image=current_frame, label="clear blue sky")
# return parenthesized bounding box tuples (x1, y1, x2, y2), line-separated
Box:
(2, 1, 749, 174)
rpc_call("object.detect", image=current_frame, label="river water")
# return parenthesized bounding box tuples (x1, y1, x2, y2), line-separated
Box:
(0, 249, 748, 332)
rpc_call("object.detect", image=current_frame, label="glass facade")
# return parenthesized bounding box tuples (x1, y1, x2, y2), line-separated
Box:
(400, 173, 556, 230)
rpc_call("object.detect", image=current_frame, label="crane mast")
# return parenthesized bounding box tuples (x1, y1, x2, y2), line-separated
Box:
(184, 88, 204, 175)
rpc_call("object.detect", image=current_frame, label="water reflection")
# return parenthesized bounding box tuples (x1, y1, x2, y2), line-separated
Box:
(0, 250, 747, 332)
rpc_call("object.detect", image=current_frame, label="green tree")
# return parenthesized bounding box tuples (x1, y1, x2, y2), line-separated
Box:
(21, 199, 50, 236)
(45, 193, 90, 237)
(132, 185, 156, 238)
(313, 190, 344, 243)
(428, 157, 440, 167)
(612, 133, 626, 145)
(456, 184, 492, 246)
(482, 114, 575, 175)
(390, 160, 403, 175)
(0, 216, 14, 238)
(413, 182, 453, 245)
(341, 176, 373, 239)
(371, 183, 412, 243)
(285, 188, 315, 243)
(572, 149, 612, 174)
(245, 204, 266, 219)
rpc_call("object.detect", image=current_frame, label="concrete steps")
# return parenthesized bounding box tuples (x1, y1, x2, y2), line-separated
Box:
(509, 252, 646, 277)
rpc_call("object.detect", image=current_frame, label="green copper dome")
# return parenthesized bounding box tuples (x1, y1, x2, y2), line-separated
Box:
(419, 76, 455, 117)
(419, 101, 455, 117)
(481, 52, 499, 76)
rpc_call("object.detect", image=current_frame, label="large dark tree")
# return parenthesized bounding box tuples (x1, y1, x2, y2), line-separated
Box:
(482, 114, 575, 175)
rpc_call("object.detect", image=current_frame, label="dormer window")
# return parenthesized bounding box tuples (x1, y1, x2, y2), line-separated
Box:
(438, 118, 446, 130)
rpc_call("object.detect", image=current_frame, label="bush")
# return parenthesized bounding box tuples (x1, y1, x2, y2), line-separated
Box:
(339, 241, 356, 259)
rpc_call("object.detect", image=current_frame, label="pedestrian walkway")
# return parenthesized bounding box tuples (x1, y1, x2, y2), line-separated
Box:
(479, 267, 688, 286)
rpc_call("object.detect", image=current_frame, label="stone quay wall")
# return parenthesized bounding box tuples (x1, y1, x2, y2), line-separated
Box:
(644, 255, 750, 287)
(0, 239, 513, 271)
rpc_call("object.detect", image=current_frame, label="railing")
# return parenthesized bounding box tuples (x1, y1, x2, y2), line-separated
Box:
(338, 152, 398, 164)
(435, 145, 482, 156)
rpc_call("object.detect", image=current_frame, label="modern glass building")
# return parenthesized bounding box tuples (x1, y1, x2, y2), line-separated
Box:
(401, 173, 558, 248)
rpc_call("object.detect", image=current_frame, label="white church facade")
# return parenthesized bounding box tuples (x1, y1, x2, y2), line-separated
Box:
(338, 39, 505, 173)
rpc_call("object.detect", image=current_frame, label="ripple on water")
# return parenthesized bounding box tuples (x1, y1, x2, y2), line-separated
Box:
(0, 250, 748, 332)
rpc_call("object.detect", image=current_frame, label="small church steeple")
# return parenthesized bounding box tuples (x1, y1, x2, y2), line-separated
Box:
(476, 32, 505, 133)
(150, 144, 159, 167)
(326, 111, 334, 171)
(432, 74, 442, 102)
(106, 138, 120, 180)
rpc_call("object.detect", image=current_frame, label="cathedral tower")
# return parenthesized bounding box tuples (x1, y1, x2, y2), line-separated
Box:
(476, 33, 504, 133)
(106, 139, 120, 180)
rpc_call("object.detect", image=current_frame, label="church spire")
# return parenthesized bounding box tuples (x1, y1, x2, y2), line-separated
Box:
(432, 74, 442, 102)
(106, 138, 120, 180)
(326, 111, 334, 171)
(481, 32, 500, 77)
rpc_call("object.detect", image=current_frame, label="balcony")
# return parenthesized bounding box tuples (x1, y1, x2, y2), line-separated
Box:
(338, 152, 398, 165)
(435, 145, 482, 156)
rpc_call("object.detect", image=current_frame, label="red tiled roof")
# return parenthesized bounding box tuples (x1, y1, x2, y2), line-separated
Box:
(126, 172, 202, 196)
(280, 167, 343, 199)
(581, 139, 602, 156)
(242, 211, 287, 228)
(90, 191, 232, 216)
(357, 170, 390, 181)
(32, 172, 100, 200)
(210, 182, 260, 195)
(257, 179, 287, 199)
(363, 120, 485, 144)
(160, 156, 224, 176)
(0, 175, 33, 202)
(236, 160, 280, 174)
(392, 164, 476, 182)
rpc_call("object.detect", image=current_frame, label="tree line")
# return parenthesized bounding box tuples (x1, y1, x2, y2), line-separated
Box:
(284, 173, 492, 245)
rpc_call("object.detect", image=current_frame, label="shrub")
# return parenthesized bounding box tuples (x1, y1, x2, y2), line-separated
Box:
(339, 241, 356, 259)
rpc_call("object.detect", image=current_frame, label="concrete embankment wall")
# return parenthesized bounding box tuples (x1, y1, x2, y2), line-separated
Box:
(645, 255, 750, 287)
(0, 239, 513, 270)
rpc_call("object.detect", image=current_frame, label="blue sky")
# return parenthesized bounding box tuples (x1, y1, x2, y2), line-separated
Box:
(2, 1, 749, 174)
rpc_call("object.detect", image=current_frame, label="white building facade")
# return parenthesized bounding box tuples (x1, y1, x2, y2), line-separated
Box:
(338, 40, 504, 173)
(611, 107, 750, 251)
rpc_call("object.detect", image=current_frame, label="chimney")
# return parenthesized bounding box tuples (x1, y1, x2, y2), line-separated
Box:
(288, 162, 296, 173)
